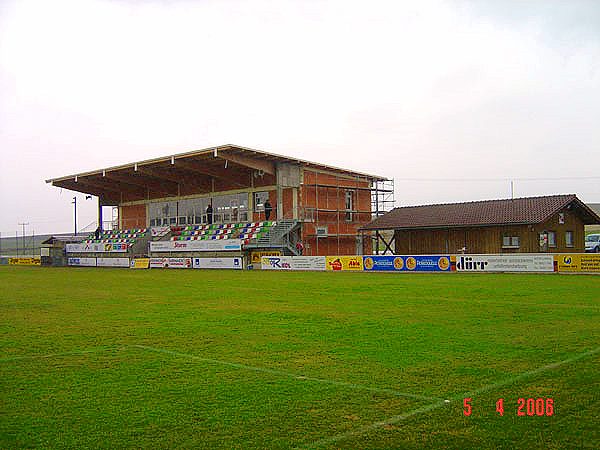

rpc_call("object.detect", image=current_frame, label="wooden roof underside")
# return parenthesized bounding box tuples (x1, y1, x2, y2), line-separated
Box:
(47, 144, 386, 203)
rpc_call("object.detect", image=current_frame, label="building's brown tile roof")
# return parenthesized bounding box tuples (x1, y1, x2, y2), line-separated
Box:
(362, 194, 600, 230)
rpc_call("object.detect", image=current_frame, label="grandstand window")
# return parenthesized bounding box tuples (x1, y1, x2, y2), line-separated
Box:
(254, 191, 269, 211)
(150, 219, 157, 227)
(502, 236, 519, 248)
(565, 231, 573, 247)
(178, 216, 187, 225)
(548, 231, 556, 247)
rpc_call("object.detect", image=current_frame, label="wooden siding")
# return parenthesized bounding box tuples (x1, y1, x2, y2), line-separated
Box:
(393, 206, 586, 254)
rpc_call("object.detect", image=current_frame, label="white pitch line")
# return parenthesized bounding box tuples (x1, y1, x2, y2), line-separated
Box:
(304, 345, 600, 449)
(132, 344, 442, 401)
(0, 346, 120, 363)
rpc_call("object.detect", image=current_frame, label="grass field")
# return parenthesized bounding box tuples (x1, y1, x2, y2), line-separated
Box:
(1, 266, 599, 449)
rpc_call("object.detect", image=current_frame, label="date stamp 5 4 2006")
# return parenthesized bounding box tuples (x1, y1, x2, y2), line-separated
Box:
(463, 398, 554, 416)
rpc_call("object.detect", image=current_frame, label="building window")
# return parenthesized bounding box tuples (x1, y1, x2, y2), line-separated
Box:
(345, 190, 354, 222)
(565, 231, 574, 247)
(502, 236, 520, 248)
(548, 231, 556, 247)
(254, 191, 270, 211)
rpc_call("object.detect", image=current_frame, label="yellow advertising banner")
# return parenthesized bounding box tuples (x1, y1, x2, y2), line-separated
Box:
(251, 251, 281, 264)
(8, 257, 41, 266)
(555, 254, 600, 272)
(131, 258, 150, 269)
(326, 256, 364, 271)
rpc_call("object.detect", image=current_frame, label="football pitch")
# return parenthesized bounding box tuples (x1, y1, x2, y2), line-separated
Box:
(1, 266, 598, 449)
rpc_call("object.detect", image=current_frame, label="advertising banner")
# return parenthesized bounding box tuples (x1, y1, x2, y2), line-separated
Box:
(65, 243, 129, 253)
(250, 250, 281, 264)
(151, 226, 171, 238)
(363, 255, 451, 272)
(96, 257, 130, 268)
(555, 254, 600, 272)
(68, 257, 97, 267)
(454, 254, 554, 272)
(261, 256, 326, 271)
(130, 258, 150, 269)
(193, 257, 242, 269)
(8, 257, 41, 266)
(149, 257, 192, 268)
(149, 239, 242, 252)
(325, 256, 364, 271)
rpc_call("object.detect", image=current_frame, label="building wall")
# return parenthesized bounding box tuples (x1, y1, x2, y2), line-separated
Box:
(300, 169, 372, 255)
(533, 207, 585, 253)
(120, 204, 147, 229)
(115, 164, 377, 256)
(393, 207, 586, 254)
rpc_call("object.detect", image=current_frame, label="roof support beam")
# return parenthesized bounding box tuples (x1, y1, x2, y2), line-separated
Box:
(174, 160, 248, 188)
(104, 172, 179, 196)
(138, 165, 210, 190)
(61, 180, 121, 203)
(137, 166, 183, 184)
(215, 151, 275, 175)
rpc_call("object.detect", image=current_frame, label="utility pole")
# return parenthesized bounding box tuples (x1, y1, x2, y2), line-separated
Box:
(18, 222, 29, 256)
(72, 197, 77, 235)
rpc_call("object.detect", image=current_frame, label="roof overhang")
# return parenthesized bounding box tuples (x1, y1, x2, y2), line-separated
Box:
(360, 222, 536, 232)
(46, 144, 387, 203)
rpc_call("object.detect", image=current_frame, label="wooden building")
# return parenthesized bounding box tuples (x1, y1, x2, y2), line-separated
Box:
(47, 144, 392, 256)
(361, 195, 600, 255)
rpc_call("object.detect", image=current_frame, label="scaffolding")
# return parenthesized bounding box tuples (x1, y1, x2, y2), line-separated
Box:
(298, 172, 395, 255)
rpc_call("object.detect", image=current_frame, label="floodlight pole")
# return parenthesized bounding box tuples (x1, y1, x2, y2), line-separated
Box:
(19, 222, 29, 255)
(72, 197, 77, 236)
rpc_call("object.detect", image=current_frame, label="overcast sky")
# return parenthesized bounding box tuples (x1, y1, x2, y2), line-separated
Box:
(1, 0, 599, 235)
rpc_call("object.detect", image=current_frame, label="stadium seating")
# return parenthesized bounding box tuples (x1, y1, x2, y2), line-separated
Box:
(83, 228, 148, 247)
(81, 222, 277, 248)
(168, 221, 276, 243)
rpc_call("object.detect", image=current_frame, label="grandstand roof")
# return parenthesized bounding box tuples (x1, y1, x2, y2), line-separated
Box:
(46, 144, 386, 203)
(361, 194, 600, 231)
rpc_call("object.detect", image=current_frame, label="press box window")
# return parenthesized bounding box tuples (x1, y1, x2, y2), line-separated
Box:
(565, 231, 574, 247)
(502, 236, 520, 248)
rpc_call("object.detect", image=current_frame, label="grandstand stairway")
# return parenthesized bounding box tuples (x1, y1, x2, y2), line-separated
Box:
(249, 219, 301, 255)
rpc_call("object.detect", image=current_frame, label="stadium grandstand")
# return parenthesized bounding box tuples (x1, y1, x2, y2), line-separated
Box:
(45, 144, 394, 265)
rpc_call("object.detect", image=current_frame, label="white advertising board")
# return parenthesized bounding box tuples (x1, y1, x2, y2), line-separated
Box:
(261, 256, 326, 271)
(454, 254, 554, 272)
(193, 257, 242, 269)
(66, 243, 129, 253)
(149, 257, 192, 268)
(96, 257, 130, 268)
(68, 257, 97, 267)
(150, 239, 242, 252)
